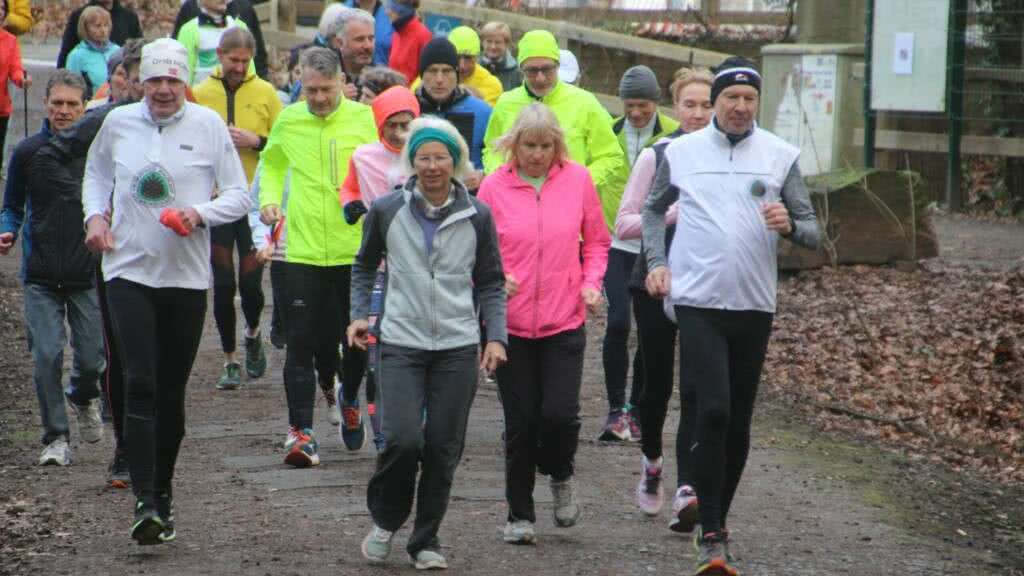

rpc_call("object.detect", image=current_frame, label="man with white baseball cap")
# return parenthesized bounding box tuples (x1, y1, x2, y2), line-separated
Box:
(83, 37, 251, 546)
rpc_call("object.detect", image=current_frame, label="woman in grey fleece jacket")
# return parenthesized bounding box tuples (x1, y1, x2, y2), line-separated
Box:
(347, 116, 507, 570)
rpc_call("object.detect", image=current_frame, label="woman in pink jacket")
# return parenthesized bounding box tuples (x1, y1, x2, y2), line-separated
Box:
(478, 102, 610, 545)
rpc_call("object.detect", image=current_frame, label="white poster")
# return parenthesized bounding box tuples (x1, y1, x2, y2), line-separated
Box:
(892, 32, 914, 75)
(773, 55, 838, 176)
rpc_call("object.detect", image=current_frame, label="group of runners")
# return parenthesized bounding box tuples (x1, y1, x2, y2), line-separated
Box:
(0, 2, 820, 574)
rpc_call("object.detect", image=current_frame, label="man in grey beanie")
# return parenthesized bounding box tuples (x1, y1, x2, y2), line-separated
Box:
(597, 64, 680, 444)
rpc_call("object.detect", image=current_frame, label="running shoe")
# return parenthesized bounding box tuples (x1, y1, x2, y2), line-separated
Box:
(598, 409, 630, 442)
(361, 525, 394, 563)
(694, 529, 738, 575)
(39, 438, 71, 466)
(412, 549, 448, 570)
(340, 400, 367, 451)
(68, 399, 103, 443)
(284, 427, 320, 467)
(368, 402, 384, 451)
(550, 476, 581, 527)
(108, 449, 130, 488)
(131, 499, 165, 546)
(637, 455, 664, 516)
(502, 520, 536, 544)
(244, 333, 267, 378)
(155, 490, 175, 542)
(626, 404, 641, 442)
(323, 379, 341, 426)
(670, 484, 700, 534)
(270, 325, 286, 349)
(216, 362, 242, 390)
(284, 425, 301, 451)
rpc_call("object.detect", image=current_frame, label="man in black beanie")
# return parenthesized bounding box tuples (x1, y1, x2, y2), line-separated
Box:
(415, 36, 491, 190)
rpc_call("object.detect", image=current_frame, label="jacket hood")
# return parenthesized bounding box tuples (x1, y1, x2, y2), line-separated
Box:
(372, 85, 420, 143)
(480, 51, 517, 72)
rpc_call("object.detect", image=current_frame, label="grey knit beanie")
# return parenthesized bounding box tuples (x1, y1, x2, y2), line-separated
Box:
(619, 65, 660, 101)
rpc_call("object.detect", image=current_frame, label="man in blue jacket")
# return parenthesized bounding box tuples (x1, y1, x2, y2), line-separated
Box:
(0, 70, 105, 467)
(415, 37, 491, 190)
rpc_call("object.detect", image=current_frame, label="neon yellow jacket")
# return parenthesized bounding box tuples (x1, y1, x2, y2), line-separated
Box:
(462, 65, 502, 106)
(484, 80, 626, 231)
(194, 66, 283, 184)
(2, 0, 33, 35)
(259, 99, 378, 266)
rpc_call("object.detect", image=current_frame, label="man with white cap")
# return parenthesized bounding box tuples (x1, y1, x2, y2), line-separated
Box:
(642, 56, 819, 575)
(83, 37, 251, 546)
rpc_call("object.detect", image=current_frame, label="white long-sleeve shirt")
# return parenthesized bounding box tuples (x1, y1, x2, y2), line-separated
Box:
(83, 101, 251, 289)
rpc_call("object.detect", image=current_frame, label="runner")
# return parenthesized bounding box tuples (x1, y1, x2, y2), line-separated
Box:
(342, 0, 393, 66)
(0, 0, 30, 174)
(447, 26, 503, 106)
(350, 116, 507, 570)
(599, 65, 679, 443)
(415, 37, 490, 189)
(175, 0, 252, 85)
(615, 66, 713, 523)
(339, 85, 420, 450)
(194, 27, 281, 390)
(386, 0, 431, 84)
(83, 38, 251, 545)
(478, 21, 521, 91)
(259, 47, 377, 462)
(642, 57, 820, 575)
(56, 0, 141, 69)
(1, 71, 100, 467)
(478, 103, 610, 545)
(330, 7, 376, 101)
(172, 0, 269, 79)
(65, 6, 119, 97)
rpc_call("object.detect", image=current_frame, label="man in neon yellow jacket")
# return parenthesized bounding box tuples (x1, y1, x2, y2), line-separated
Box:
(483, 29, 625, 232)
(258, 47, 378, 468)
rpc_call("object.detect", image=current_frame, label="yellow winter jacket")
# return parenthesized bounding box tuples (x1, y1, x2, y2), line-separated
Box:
(461, 64, 502, 106)
(194, 67, 283, 183)
(2, 0, 32, 35)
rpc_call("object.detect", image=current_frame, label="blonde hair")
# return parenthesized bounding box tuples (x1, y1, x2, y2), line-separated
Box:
(480, 21, 512, 43)
(78, 6, 112, 42)
(669, 67, 714, 104)
(400, 116, 474, 182)
(492, 103, 569, 168)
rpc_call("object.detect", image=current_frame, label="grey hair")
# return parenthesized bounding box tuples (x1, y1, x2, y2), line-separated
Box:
(333, 7, 375, 42)
(317, 3, 348, 39)
(399, 116, 473, 181)
(300, 47, 341, 79)
(46, 69, 88, 101)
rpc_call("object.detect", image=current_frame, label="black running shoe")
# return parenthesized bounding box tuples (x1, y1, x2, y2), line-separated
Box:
(131, 499, 165, 546)
(155, 490, 175, 542)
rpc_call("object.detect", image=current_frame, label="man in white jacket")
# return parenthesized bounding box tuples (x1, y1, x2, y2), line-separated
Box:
(83, 37, 251, 547)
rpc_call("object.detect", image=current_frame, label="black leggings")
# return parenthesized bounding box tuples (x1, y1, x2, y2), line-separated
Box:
(496, 326, 586, 523)
(270, 259, 286, 343)
(283, 263, 365, 429)
(211, 217, 264, 354)
(603, 247, 643, 411)
(0, 115, 9, 174)
(96, 270, 125, 453)
(634, 291, 695, 487)
(676, 305, 772, 534)
(106, 279, 207, 500)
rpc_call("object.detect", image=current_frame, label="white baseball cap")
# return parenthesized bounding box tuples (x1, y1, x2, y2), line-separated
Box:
(558, 49, 579, 84)
(140, 38, 190, 83)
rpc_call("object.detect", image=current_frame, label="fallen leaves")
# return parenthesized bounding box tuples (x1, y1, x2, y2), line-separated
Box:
(768, 260, 1024, 484)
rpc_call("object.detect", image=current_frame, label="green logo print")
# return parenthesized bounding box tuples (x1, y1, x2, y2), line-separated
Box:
(132, 164, 175, 206)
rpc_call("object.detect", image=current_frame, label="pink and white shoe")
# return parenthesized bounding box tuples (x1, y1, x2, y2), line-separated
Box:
(669, 484, 699, 533)
(636, 456, 664, 516)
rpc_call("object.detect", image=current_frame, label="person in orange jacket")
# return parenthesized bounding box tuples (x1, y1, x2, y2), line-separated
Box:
(386, 0, 432, 84)
(0, 0, 32, 173)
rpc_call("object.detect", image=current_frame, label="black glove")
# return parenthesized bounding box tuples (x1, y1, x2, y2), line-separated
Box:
(343, 200, 368, 225)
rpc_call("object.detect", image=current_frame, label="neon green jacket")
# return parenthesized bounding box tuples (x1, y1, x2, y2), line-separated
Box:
(259, 98, 378, 266)
(175, 16, 254, 85)
(483, 80, 626, 232)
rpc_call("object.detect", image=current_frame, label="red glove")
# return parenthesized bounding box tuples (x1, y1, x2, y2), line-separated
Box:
(159, 208, 192, 237)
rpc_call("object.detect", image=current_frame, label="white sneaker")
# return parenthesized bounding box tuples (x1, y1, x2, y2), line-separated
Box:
(550, 477, 581, 527)
(502, 519, 536, 544)
(284, 426, 301, 450)
(326, 379, 342, 426)
(412, 549, 448, 570)
(39, 438, 72, 466)
(361, 525, 394, 563)
(69, 399, 102, 444)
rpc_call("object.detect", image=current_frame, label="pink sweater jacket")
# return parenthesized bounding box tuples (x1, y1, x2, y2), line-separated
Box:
(478, 160, 611, 339)
(614, 138, 679, 240)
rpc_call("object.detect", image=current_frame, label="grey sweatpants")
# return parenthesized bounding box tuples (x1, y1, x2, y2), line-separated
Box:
(366, 342, 478, 557)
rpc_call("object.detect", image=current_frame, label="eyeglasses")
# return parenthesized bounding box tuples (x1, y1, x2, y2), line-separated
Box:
(521, 64, 558, 77)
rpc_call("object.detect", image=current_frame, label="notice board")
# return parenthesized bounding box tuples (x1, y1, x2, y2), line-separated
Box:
(870, 0, 949, 112)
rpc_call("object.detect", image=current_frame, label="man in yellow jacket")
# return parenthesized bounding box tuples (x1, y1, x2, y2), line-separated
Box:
(447, 25, 502, 106)
(194, 27, 281, 390)
(3, 0, 33, 35)
(258, 46, 378, 467)
(483, 29, 625, 231)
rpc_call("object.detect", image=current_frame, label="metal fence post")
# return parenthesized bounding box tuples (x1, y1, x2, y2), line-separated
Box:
(946, 0, 967, 211)
(863, 0, 875, 168)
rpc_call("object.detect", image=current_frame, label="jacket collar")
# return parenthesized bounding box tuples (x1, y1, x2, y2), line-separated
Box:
(480, 51, 517, 72)
(198, 8, 229, 27)
(211, 66, 256, 89)
(402, 175, 476, 227)
(416, 86, 468, 113)
(613, 112, 664, 136)
(711, 116, 756, 146)
(496, 159, 566, 190)
(524, 79, 563, 102)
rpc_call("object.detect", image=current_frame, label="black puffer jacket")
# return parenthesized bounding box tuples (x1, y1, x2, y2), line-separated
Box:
(21, 103, 123, 288)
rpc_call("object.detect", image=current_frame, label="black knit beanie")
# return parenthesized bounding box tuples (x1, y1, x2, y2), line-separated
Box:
(419, 37, 459, 78)
(710, 56, 761, 104)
